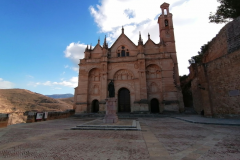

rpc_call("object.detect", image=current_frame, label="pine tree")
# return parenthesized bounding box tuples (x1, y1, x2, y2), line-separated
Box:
(209, 0, 240, 23)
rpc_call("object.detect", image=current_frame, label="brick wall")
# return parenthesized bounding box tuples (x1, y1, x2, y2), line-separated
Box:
(189, 17, 240, 117)
(203, 17, 240, 63)
(206, 50, 240, 116)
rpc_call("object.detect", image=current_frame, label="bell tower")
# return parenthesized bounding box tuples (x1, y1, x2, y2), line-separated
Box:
(158, 2, 176, 52)
(158, 2, 180, 85)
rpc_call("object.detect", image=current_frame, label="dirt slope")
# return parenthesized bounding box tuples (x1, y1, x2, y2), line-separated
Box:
(58, 97, 74, 106)
(0, 89, 73, 114)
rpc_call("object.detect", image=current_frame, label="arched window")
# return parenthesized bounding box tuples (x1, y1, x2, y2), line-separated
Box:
(165, 19, 168, 27)
(164, 9, 167, 15)
(117, 46, 130, 57)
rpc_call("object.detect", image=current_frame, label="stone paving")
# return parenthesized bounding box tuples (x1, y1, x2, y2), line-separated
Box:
(0, 117, 239, 160)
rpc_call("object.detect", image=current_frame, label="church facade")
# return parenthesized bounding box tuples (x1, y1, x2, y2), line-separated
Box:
(74, 3, 184, 114)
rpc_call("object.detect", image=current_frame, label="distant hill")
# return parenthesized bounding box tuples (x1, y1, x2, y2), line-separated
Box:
(0, 89, 73, 125)
(58, 97, 74, 106)
(45, 94, 74, 99)
(0, 89, 73, 113)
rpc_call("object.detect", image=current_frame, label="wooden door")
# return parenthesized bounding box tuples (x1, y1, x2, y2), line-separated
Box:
(92, 100, 99, 113)
(151, 98, 159, 113)
(118, 88, 130, 112)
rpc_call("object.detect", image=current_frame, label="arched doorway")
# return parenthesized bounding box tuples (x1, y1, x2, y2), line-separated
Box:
(151, 98, 159, 113)
(118, 88, 130, 112)
(92, 100, 99, 113)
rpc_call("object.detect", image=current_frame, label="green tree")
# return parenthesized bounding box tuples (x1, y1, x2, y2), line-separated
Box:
(179, 75, 193, 108)
(209, 0, 240, 23)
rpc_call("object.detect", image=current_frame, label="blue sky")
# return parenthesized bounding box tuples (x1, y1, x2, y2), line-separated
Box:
(0, 0, 225, 95)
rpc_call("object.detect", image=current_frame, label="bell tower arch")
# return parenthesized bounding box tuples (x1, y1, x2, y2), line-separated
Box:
(158, 3, 180, 86)
(157, 3, 183, 113)
(158, 2, 175, 48)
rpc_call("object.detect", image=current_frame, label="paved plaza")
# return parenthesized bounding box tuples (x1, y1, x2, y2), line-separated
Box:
(0, 116, 240, 160)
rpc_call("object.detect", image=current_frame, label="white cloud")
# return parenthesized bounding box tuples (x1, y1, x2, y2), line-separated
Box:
(26, 75, 34, 79)
(0, 78, 14, 89)
(42, 81, 52, 86)
(89, 0, 225, 75)
(52, 77, 78, 88)
(64, 65, 69, 68)
(72, 67, 79, 72)
(28, 77, 78, 88)
(64, 42, 86, 66)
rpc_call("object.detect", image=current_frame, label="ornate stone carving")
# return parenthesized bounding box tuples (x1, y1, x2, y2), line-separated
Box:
(114, 69, 134, 80)
(102, 64, 106, 71)
(134, 62, 139, 69)
(146, 64, 161, 79)
(89, 68, 100, 82)
(150, 82, 158, 93)
(93, 85, 99, 95)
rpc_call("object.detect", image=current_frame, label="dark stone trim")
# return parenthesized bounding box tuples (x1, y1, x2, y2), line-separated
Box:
(76, 103, 87, 105)
(99, 101, 106, 104)
(162, 100, 179, 105)
(134, 99, 148, 104)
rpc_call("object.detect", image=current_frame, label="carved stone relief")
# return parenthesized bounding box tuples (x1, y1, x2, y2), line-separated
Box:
(150, 82, 158, 93)
(134, 62, 139, 69)
(147, 82, 159, 93)
(93, 85, 99, 95)
(114, 69, 134, 80)
(88, 68, 100, 82)
(102, 64, 106, 71)
(146, 64, 161, 79)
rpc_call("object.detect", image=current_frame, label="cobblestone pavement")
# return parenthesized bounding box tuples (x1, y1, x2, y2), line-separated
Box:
(0, 117, 239, 160)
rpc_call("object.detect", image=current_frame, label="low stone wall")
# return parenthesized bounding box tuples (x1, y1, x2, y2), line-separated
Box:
(26, 110, 75, 123)
(0, 114, 9, 128)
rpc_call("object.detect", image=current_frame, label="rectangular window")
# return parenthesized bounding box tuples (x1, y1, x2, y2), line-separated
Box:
(121, 50, 125, 57)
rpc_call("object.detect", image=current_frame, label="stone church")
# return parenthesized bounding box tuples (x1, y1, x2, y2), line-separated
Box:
(74, 3, 184, 114)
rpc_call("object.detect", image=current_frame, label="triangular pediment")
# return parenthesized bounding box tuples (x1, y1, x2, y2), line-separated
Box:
(144, 39, 157, 48)
(92, 44, 102, 54)
(110, 34, 137, 51)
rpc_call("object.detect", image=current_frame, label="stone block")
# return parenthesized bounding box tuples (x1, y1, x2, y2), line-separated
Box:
(103, 98, 118, 123)
(164, 104, 179, 112)
(162, 71, 173, 78)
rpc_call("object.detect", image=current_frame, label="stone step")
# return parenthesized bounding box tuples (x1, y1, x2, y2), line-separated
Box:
(70, 127, 140, 131)
(71, 121, 141, 131)
(72, 113, 169, 118)
(75, 125, 135, 128)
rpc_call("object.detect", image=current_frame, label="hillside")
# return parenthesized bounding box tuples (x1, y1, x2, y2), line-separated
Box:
(58, 97, 74, 106)
(45, 94, 74, 99)
(0, 89, 73, 114)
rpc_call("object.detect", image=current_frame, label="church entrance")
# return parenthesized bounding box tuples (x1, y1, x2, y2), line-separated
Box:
(151, 98, 159, 113)
(92, 100, 99, 113)
(118, 88, 130, 112)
